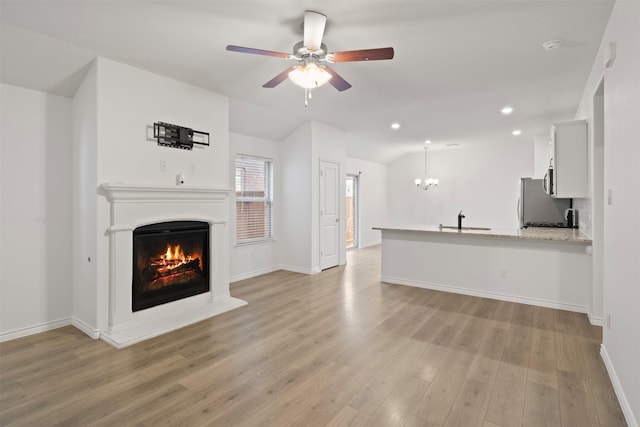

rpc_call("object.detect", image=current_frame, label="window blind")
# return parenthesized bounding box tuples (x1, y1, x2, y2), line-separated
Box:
(235, 155, 273, 244)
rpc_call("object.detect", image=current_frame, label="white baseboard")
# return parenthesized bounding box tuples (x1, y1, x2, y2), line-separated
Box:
(381, 275, 590, 315)
(359, 241, 381, 249)
(280, 264, 320, 275)
(601, 344, 638, 427)
(232, 264, 325, 280)
(71, 317, 101, 339)
(230, 266, 280, 282)
(0, 317, 72, 342)
(588, 312, 604, 326)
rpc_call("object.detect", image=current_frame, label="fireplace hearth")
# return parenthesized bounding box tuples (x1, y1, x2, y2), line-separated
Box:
(132, 221, 210, 311)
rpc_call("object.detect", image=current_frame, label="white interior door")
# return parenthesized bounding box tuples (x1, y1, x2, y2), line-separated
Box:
(320, 160, 340, 270)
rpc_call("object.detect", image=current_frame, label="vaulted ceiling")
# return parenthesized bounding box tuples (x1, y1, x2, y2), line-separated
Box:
(0, 1, 614, 163)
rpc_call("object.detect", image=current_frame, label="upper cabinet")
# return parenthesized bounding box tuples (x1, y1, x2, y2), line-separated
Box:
(550, 120, 588, 198)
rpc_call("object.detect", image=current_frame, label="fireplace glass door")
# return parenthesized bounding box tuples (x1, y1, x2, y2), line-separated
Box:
(132, 221, 210, 312)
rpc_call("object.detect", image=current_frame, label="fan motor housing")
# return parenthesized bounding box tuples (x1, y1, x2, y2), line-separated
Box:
(293, 41, 327, 59)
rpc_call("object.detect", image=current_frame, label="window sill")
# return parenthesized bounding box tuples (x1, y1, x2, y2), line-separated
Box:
(234, 238, 276, 248)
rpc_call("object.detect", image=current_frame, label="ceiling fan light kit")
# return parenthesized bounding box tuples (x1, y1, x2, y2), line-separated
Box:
(226, 10, 394, 106)
(288, 63, 332, 89)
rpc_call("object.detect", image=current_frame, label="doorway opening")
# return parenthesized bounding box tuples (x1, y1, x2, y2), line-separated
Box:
(346, 174, 359, 249)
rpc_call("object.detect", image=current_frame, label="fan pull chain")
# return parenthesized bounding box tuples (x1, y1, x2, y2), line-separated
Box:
(304, 88, 312, 107)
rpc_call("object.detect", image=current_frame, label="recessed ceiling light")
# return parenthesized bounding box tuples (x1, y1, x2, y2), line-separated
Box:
(424, 140, 432, 145)
(501, 106, 514, 115)
(542, 40, 562, 51)
(390, 122, 401, 130)
(512, 129, 522, 136)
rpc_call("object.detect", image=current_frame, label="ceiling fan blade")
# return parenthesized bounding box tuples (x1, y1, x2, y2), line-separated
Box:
(330, 47, 395, 62)
(324, 66, 352, 92)
(226, 45, 290, 59)
(303, 10, 327, 50)
(262, 68, 293, 88)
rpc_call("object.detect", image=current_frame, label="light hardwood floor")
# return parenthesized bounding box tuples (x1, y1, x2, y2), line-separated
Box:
(0, 246, 626, 426)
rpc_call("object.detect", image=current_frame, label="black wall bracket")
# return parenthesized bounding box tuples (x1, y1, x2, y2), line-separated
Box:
(153, 122, 210, 150)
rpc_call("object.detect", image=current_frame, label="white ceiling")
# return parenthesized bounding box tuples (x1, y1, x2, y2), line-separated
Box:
(0, 1, 614, 164)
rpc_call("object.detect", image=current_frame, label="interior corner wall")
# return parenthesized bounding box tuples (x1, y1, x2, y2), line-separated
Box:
(346, 157, 388, 248)
(574, 2, 640, 425)
(1, 83, 73, 338)
(229, 132, 281, 282)
(311, 121, 348, 269)
(387, 141, 534, 229)
(280, 122, 313, 273)
(72, 60, 99, 332)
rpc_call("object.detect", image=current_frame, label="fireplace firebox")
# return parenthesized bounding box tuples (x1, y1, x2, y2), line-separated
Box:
(132, 221, 210, 312)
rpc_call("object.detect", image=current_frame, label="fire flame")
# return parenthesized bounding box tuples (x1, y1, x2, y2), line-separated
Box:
(159, 244, 194, 269)
(164, 244, 185, 262)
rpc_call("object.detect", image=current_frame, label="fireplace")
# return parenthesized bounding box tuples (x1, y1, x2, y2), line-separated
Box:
(132, 221, 210, 311)
(96, 183, 247, 349)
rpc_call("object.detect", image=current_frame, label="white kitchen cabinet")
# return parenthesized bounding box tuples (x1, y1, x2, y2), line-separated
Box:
(550, 120, 588, 198)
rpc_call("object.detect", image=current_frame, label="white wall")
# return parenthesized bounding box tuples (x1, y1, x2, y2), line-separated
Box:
(71, 57, 231, 333)
(533, 134, 551, 179)
(229, 132, 281, 282)
(574, 2, 640, 425)
(1, 84, 73, 339)
(71, 61, 99, 334)
(280, 123, 313, 273)
(388, 141, 534, 229)
(311, 121, 348, 269)
(97, 58, 228, 185)
(278, 121, 349, 274)
(346, 157, 388, 248)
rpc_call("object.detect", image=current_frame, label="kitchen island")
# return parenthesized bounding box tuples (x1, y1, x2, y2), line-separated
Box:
(373, 225, 596, 321)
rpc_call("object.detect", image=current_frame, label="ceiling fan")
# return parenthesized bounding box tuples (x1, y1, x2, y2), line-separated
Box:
(226, 10, 394, 106)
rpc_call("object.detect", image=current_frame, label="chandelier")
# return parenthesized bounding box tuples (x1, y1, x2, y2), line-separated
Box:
(414, 144, 439, 190)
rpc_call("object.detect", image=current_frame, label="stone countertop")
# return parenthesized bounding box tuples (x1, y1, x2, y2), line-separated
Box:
(372, 225, 592, 244)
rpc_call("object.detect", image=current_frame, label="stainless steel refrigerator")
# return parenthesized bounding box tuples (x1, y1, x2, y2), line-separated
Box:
(518, 178, 571, 228)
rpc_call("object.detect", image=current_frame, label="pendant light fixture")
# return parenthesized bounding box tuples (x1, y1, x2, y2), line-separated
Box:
(415, 141, 439, 190)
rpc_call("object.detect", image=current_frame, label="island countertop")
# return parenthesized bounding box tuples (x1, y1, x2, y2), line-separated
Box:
(373, 225, 592, 244)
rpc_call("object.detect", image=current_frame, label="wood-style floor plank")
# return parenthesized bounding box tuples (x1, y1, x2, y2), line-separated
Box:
(0, 246, 626, 426)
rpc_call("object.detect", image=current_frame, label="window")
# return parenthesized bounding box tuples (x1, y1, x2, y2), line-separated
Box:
(235, 155, 273, 244)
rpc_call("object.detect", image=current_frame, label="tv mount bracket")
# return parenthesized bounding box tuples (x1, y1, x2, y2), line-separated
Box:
(153, 121, 210, 150)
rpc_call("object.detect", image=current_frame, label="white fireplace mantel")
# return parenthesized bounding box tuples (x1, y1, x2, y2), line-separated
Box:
(99, 182, 232, 203)
(98, 182, 246, 348)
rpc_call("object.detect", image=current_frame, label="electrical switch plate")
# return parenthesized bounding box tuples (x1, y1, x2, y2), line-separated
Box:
(607, 189, 613, 205)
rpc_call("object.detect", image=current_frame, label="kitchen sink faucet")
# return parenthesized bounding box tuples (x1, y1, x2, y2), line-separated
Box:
(458, 211, 466, 230)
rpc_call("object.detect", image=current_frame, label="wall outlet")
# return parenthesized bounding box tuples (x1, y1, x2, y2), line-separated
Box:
(500, 269, 509, 279)
(189, 161, 196, 174)
(160, 160, 167, 172)
(607, 313, 611, 330)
